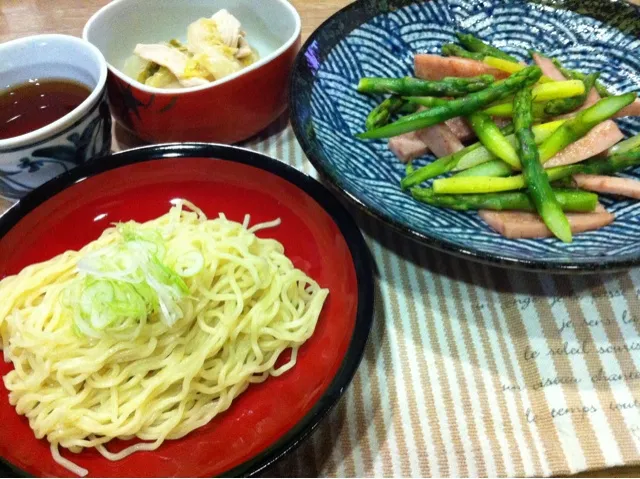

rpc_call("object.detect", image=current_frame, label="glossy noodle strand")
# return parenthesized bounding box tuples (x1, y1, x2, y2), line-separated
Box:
(0, 201, 328, 476)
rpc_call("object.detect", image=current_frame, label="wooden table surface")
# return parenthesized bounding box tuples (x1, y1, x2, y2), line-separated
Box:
(0, 1, 639, 477)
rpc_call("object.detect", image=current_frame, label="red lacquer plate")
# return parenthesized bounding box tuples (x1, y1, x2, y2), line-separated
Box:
(0, 144, 374, 478)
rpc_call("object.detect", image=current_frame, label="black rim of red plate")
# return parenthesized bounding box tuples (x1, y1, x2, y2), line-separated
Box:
(0, 143, 375, 478)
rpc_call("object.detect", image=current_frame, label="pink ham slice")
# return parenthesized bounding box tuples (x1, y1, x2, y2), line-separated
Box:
(388, 105, 467, 163)
(532, 51, 639, 118)
(533, 51, 600, 116)
(479, 204, 614, 239)
(445, 117, 475, 142)
(494, 117, 512, 129)
(531, 52, 566, 81)
(544, 120, 624, 168)
(617, 99, 640, 118)
(532, 52, 613, 117)
(573, 174, 640, 200)
(414, 54, 510, 81)
(388, 123, 465, 163)
(388, 131, 429, 163)
(555, 79, 640, 119)
(416, 124, 464, 158)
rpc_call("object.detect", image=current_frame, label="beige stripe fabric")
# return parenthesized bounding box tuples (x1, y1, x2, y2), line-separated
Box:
(247, 118, 640, 477)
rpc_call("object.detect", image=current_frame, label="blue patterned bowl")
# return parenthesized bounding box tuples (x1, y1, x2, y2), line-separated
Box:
(290, 0, 640, 272)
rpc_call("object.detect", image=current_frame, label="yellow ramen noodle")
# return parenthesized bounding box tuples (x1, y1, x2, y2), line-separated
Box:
(0, 201, 328, 476)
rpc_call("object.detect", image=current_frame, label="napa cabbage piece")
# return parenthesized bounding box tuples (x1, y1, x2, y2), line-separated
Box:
(122, 9, 259, 88)
(123, 55, 160, 83)
(239, 48, 260, 67)
(133, 43, 210, 88)
(168, 38, 189, 53)
(65, 222, 204, 338)
(186, 18, 243, 79)
(183, 54, 214, 80)
(145, 66, 183, 89)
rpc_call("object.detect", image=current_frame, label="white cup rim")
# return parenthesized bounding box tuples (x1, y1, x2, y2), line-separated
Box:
(0, 34, 108, 150)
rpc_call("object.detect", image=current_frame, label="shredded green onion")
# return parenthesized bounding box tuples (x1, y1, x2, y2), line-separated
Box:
(66, 222, 204, 338)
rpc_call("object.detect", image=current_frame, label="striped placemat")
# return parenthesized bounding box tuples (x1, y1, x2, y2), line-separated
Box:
(244, 116, 640, 478)
(1, 118, 639, 477)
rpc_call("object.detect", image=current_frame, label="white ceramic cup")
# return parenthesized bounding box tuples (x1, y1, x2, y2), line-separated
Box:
(0, 34, 111, 200)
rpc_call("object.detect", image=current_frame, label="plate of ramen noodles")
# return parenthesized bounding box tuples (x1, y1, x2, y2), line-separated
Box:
(0, 143, 374, 477)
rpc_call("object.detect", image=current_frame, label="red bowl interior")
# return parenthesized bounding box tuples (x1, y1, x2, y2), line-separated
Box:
(0, 156, 360, 477)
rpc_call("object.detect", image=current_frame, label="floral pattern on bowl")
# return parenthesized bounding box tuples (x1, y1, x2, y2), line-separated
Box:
(0, 95, 111, 200)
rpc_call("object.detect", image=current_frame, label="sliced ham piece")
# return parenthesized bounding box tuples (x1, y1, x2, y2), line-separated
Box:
(531, 52, 566, 81)
(415, 124, 464, 158)
(544, 120, 624, 168)
(444, 117, 475, 142)
(479, 204, 614, 239)
(616, 99, 640, 118)
(388, 123, 464, 162)
(388, 131, 429, 163)
(414, 54, 510, 81)
(532, 52, 607, 117)
(388, 104, 467, 162)
(573, 174, 640, 200)
(532, 52, 639, 119)
(494, 117, 512, 129)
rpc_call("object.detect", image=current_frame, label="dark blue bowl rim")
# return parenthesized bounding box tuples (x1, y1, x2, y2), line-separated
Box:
(0, 142, 375, 478)
(288, 0, 640, 274)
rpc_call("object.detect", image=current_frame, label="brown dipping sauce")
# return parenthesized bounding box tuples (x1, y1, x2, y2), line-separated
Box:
(0, 79, 92, 140)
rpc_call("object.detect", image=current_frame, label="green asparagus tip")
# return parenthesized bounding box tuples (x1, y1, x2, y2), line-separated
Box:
(400, 173, 417, 190)
(556, 227, 573, 243)
(406, 162, 415, 175)
(477, 74, 496, 83)
(409, 187, 427, 197)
